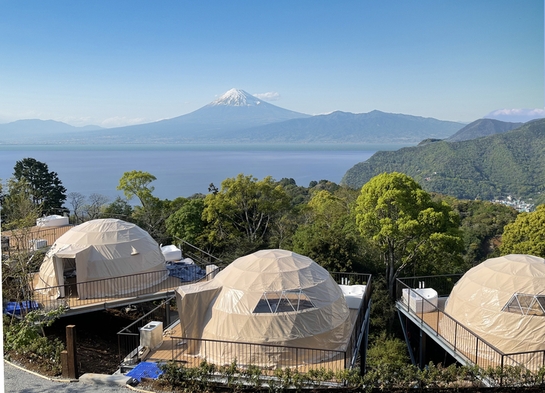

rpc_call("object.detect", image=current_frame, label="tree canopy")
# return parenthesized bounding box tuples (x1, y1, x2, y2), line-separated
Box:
(12, 157, 67, 216)
(292, 189, 373, 272)
(501, 204, 545, 257)
(203, 174, 290, 256)
(355, 172, 464, 297)
(117, 170, 157, 208)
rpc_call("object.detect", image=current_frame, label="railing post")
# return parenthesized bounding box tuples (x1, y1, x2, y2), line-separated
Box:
(435, 307, 439, 336)
(500, 355, 504, 386)
(454, 323, 458, 352)
(475, 338, 479, 365)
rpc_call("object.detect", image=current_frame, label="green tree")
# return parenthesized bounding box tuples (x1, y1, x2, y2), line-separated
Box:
(292, 189, 373, 272)
(166, 198, 206, 246)
(355, 172, 464, 297)
(440, 197, 518, 264)
(501, 204, 545, 256)
(117, 170, 157, 208)
(1, 179, 42, 303)
(203, 174, 290, 257)
(117, 171, 172, 243)
(101, 196, 134, 220)
(12, 158, 66, 216)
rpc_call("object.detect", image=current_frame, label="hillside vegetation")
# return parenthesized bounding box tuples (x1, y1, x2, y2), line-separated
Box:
(341, 119, 545, 203)
(446, 118, 522, 142)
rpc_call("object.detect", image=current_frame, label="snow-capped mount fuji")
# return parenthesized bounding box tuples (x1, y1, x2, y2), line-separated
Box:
(68, 88, 311, 142)
(209, 88, 264, 107)
(0, 88, 467, 144)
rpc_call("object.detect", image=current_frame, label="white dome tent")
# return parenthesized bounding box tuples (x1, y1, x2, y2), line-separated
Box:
(35, 219, 168, 299)
(175, 249, 352, 366)
(444, 254, 545, 354)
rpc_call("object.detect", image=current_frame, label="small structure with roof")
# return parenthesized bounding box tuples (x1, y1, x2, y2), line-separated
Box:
(35, 218, 168, 300)
(175, 249, 363, 366)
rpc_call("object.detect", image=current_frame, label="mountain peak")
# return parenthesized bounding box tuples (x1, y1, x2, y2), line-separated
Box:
(209, 88, 262, 107)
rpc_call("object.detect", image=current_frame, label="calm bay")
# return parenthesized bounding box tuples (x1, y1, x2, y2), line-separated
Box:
(0, 143, 410, 201)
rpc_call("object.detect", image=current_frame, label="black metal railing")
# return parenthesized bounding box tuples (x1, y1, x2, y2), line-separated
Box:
(169, 336, 347, 374)
(31, 264, 219, 312)
(2, 225, 74, 252)
(117, 271, 373, 378)
(396, 276, 545, 384)
(118, 295, 176, 363)
(176, 238, 224, 267)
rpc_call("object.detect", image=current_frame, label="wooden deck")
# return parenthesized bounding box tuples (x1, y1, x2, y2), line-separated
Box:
(399, 300, 520, 371)
(141, 308, 360, 374)
(30, 273, 188, 316)
(3, 225, 73, 251)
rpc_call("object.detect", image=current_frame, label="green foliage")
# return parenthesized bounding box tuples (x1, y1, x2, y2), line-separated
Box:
(101, 196, 134, 220)
(1, 178, 41, 231)
(501, 204, 545, 256)
(3, 307, 66, 375)
(203, 174, 291, 257)
(166, 198, 206, 245)
(12, 157, 67, 216)
(116, 171, 184, 245)
(292, 189, 376, 272)
(368, 276, 397, 332)
(355, 172, 464, 297)
(367, 331, 410, 370)
(342, 118, 545, 203)
(117, 170, 157, 207)
(441, 197, 518, 264)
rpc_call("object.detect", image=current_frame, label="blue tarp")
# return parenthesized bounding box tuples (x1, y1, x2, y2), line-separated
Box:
(126, 361, 163, 382)
(4, 301, 40, 315)
(166, 263, 206, 282)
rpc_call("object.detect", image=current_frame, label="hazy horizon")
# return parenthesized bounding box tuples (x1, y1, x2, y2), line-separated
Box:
(1, 1, 543, 127)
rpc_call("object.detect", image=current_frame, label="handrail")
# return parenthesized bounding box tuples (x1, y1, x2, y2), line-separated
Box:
(118, 271, 373, 376)
(174, 237, 224, 266)
(30, 264, 214, 311)
(396, 276, 545, 382)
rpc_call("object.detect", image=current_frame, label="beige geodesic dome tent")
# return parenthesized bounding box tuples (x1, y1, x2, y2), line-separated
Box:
(444, 254, 545, 355)
(175, 249, 352, 366)
(35, 219, 168, 299)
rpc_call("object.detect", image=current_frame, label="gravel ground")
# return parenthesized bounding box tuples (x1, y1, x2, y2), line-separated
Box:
(3, 361, 150, 393)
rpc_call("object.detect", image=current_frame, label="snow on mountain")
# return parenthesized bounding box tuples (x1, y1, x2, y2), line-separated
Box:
(209, 88, 263, 107)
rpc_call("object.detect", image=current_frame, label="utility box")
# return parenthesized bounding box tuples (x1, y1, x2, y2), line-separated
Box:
(29, 239, 47, 251)
(140, 321, 163, 350)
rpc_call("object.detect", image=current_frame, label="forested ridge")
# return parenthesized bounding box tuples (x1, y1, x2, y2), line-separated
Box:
(341, 118, 545, 204)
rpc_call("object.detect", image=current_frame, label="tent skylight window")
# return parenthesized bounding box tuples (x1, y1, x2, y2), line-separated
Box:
(253, 289, 316, 313)
(502, 293, 545, 316)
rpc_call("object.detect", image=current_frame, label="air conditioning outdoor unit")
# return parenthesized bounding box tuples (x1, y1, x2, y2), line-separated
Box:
(29, 239, 47, 251)
(139, 321, 163, 350)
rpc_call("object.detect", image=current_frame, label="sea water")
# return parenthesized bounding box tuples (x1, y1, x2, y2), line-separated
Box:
(0, 144, 410, 201)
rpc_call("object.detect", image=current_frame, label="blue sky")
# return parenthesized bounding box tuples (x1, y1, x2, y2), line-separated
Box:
(0, 1, 543, 127)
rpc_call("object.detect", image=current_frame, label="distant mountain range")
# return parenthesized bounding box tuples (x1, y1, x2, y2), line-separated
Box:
(341, 118, 545, 203)
(222, 110, 463, 143)
(0, 89, 466, 144)
(446, 118, 523, 142)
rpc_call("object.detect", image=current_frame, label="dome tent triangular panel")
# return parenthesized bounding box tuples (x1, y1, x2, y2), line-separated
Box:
(175, 249, 352, 366)
(36, 219, 168, 299)
(444, 254, 545, 354)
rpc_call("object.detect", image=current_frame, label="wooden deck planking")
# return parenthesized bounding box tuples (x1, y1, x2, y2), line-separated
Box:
(142, 308, 359, 374)
(30, 273, 188, 315)
(408, 306, 506, 370)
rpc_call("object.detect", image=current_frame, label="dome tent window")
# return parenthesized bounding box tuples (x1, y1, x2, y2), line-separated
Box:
(502, 293, 545, 316)
(253, 289, 316, 313)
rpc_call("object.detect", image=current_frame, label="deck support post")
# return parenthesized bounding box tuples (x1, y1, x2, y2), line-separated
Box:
(66, 324, 79, 379)
(419, 329, 427, 369)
